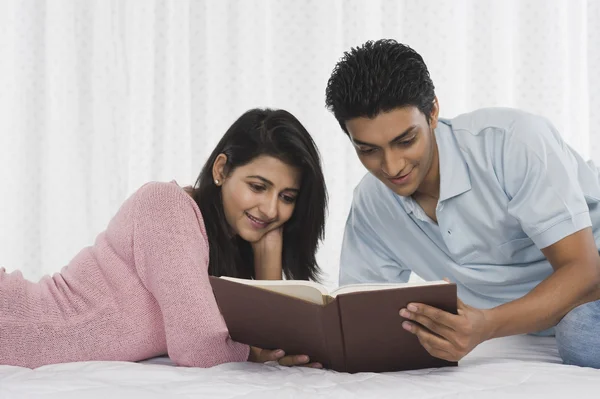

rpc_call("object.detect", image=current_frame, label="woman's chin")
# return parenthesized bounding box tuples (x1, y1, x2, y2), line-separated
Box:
(236, 227, 262, 243)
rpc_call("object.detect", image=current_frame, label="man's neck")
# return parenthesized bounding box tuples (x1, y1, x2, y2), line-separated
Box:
(414, 137, 440, 201)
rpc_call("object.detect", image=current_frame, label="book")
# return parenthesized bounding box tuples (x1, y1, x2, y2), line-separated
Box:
(209, 276, 458, 373)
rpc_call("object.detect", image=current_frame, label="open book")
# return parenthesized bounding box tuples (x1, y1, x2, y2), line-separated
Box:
(210, 276, 457, 373)
(218, 276, 449, 305)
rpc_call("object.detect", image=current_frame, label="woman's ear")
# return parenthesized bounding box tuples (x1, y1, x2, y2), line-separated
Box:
(212, 154, 228, 186)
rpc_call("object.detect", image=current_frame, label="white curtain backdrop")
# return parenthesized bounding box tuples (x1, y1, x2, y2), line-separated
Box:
(1, 0, 599, 287)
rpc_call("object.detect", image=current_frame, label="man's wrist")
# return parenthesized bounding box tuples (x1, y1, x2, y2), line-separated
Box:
(482, 308, 501, 340)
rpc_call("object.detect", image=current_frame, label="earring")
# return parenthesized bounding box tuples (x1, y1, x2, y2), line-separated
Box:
(214, 179, 220, 185)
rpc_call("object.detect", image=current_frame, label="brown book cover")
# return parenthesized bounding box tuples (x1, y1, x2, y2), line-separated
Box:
(209, 276, 458, 373)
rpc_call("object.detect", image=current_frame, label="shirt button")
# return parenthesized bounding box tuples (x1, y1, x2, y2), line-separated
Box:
(447, 230, 452, 235)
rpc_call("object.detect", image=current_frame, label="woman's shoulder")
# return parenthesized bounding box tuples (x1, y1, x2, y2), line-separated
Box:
(131, 180, 201, 218)
(133, 180, 189, 201)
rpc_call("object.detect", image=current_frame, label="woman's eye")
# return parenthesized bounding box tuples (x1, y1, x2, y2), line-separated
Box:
(249, 183, 266, 192)
(281, 195, 296, 204)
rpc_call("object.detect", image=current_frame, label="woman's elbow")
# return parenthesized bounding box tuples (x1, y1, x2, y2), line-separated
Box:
(170, 340, 250, 368)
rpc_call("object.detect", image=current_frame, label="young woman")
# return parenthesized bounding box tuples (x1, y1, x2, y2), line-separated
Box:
(0, 108, 327, 369)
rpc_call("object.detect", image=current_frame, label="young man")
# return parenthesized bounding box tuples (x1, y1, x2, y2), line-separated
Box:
(326, 39, 600, 368)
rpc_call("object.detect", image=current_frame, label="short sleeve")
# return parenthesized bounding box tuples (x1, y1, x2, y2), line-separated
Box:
(339, 187, 411, 286)
(503, 116, 591, 249)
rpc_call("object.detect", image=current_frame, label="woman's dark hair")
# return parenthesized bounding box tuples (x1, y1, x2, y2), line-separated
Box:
(192, 108, 327, 281)
(325, 39, 436, 134)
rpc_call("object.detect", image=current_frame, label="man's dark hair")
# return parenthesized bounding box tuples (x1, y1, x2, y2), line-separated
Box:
(325, 39, 436, 134)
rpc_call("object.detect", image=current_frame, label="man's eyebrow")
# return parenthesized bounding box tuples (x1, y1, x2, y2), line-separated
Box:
(352, 125, 418, 147)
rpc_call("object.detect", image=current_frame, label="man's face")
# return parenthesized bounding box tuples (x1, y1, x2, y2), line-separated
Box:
(345, 104, 439, 197)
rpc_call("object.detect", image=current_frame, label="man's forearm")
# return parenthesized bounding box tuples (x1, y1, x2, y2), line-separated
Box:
(486, 261, 600, 339)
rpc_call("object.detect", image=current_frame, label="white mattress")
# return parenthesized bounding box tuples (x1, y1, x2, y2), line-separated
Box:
(1, 335, 599, 398)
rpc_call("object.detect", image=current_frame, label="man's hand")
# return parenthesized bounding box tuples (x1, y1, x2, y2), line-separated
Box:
(399, 297, 492, 362)
(248, 347, 322, 368)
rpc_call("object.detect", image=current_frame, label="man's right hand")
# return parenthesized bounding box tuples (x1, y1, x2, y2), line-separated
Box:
(248, 347, 323, 368)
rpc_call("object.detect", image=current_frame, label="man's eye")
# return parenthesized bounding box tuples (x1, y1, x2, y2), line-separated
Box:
(358, 147, 376, 155)
(399, 136, 416, 146)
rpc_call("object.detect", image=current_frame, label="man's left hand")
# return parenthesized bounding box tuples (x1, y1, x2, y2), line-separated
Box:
(399, 297, 493, 362)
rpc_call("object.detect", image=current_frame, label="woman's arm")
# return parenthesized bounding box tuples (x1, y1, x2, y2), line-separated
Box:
(252, 227, 283, 280)
(133, 182, 249, 367)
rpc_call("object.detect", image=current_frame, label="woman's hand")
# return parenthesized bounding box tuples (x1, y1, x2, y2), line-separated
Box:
(252, 227, 283, 280)
(248, 346, 322, 368)
(252, 227, 283, 257)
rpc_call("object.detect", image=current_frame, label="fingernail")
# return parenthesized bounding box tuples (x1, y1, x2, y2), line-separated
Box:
(402, 321, 412, 331)
(399, 309, 410, 318)
(299, 355, 309, 363)
(313, 363, 323, 369)
(407, 304, 418, 312)
(275, 350, 284, 357)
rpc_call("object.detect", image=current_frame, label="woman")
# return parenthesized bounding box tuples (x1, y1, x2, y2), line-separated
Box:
(0, 108, 327, 369)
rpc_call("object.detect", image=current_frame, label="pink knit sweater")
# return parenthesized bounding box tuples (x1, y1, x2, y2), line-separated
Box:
(0, 181, 250, 368)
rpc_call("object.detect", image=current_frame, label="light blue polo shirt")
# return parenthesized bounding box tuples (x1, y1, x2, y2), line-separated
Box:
(339, 107, 600, 309)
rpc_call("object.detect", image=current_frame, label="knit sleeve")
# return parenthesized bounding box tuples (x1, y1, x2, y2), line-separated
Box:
(131, 182, 249, 367)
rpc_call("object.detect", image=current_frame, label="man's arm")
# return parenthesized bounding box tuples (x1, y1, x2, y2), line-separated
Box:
(485, 114, 600, 336)
(487, 227, 600, 338)
(400, 229, 600, 362)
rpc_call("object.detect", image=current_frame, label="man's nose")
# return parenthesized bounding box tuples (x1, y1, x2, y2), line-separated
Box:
(381, 149, 405, 178)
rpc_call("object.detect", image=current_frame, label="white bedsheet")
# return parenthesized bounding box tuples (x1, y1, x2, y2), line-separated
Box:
(1, 335, 598, 399)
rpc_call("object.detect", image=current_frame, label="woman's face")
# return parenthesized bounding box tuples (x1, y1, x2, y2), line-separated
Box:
(213, 154, 301, 243)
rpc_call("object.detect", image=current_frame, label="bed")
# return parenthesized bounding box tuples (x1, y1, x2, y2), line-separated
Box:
(1, 334, 598, 398)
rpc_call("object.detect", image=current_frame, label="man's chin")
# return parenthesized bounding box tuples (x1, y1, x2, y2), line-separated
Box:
(382, 180, 416, 198)
(392, 187, 416, 198)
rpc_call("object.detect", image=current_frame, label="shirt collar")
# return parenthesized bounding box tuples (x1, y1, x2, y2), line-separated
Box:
(395, 193, 417, 214)
(436, 118, 472, 202)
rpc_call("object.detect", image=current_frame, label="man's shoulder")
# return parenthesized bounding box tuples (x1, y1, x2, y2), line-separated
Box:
(448, 107, 548, 137)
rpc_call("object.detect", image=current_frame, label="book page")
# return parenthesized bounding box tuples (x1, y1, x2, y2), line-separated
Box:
(329, 280, 449, 298)
(219, 276, 329, 305)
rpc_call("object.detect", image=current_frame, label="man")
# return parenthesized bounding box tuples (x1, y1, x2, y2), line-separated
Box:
(325, 39, 600, 368)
